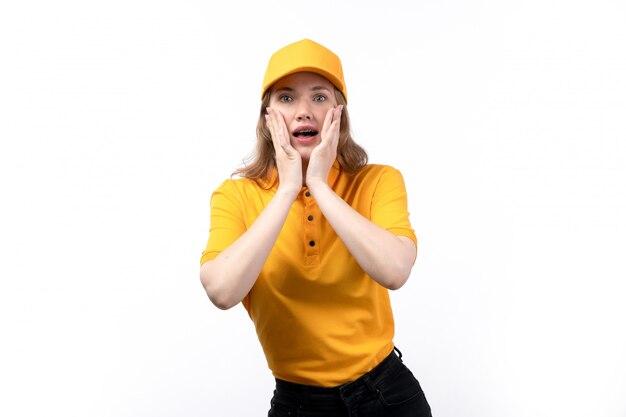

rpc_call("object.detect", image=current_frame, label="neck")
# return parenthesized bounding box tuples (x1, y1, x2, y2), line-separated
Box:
(301, 160, 308, 186)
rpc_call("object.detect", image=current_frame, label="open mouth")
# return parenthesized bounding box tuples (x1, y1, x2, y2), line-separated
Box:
(293, 129, 319, 138)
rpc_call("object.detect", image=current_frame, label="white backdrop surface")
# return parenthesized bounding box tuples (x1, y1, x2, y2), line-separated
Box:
(1, 1, 625, 416)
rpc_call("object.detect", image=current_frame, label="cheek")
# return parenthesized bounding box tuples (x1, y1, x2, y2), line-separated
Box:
(270, 103, 294, 119)
(315, 106, 333, 120)
(281, 107, 296, 119)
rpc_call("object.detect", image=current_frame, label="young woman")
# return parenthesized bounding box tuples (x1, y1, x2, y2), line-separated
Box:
(200, 38, 432, 417)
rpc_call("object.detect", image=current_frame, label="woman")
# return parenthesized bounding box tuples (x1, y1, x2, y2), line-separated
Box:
(200, 38, 432, 416)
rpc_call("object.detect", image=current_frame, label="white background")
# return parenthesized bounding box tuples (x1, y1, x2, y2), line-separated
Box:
(1, 1, 625, 416)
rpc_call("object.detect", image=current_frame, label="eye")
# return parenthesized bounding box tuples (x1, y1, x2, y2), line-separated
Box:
(279, 95, 293, 103)
(313, 95, 327, 102)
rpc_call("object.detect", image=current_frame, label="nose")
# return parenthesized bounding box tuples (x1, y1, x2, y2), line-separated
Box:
(295, 102, 312, 120)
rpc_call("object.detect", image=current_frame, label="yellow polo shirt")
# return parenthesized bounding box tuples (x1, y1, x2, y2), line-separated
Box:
(200, 162, 417, 386)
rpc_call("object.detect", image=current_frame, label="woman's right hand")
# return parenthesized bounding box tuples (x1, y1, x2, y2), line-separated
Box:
(202, 109, 304, 309)
(265, 107, 302, 196)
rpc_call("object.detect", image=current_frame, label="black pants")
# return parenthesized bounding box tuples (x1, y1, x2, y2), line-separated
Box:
(268, 347, 432, 416)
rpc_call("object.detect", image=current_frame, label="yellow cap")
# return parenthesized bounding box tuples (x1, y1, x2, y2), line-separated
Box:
(261, 39, 347, 102)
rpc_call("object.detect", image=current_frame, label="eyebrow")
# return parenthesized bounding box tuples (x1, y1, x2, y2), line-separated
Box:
(273, 86, 332, 93)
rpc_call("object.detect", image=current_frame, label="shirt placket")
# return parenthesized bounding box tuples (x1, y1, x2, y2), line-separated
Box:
(302, 188, 321, 266)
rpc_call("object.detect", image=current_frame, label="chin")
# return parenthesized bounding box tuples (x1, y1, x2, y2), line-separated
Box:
(293, 143, 319, 161)
(297, 150, 313, 161)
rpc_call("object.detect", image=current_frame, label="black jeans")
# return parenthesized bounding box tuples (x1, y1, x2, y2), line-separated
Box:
(268, 347, 432, 417)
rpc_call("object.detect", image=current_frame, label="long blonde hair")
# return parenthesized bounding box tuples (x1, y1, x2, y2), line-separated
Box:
(233, 89, 368, 186)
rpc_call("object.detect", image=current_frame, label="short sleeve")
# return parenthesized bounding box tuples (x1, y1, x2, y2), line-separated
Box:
(370, 167, 417, 246)
(200, 180, 247, 265)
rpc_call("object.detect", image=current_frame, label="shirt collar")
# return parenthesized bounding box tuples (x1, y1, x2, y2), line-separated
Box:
(262, 160, 342, 190)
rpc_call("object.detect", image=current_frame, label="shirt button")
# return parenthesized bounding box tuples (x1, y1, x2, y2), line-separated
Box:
(305, 191, 311, 197)
(307, 215, 313, 221)
(309, 240, 315, 247)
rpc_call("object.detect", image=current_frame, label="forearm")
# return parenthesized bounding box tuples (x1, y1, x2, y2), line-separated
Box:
(307, 181, 416, 290)
(200, 188, 298, 309)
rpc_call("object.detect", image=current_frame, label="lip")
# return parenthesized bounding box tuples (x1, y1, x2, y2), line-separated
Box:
(293, 134, 318, 144)
(292, 124, 319, 144)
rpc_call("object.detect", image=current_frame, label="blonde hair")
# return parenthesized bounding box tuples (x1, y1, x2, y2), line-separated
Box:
(233, 89, 368, 186)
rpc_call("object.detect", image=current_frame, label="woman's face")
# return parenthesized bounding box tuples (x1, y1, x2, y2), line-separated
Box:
(269, 71, 339, 162)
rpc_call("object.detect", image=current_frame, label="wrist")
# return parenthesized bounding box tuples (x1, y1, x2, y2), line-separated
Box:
(306, 178, 329, 195)
(275, 184, 300, 200)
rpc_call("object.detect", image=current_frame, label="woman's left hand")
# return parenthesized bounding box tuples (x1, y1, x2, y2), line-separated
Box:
(305, 105, 343, 187)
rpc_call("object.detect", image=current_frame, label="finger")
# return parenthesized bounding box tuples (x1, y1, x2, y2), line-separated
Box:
(331, 105, 343, 140)
(268, 108, 298, 157)
(322, 105, 342, 145)
(328, 106, 342, 149)
(321, 107, 335, 142)
(266, 109, 285, 158)
(333, 104, 343, 123)
(273, 109, 290, 149)
(265, 111, 279, 149)
(329, 120, 340, 148)
(267, 108, 286, 147)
